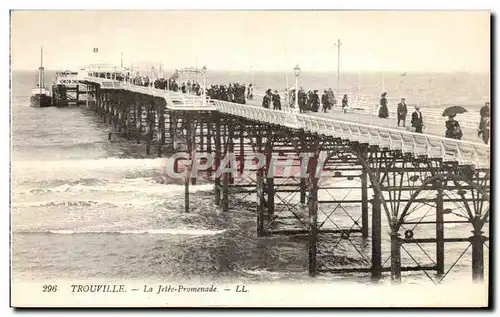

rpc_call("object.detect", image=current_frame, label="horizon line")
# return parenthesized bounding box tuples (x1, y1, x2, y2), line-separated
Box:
(10, 68, 490, 74)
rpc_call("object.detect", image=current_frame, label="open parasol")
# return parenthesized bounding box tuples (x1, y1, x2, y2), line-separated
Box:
(442, 105, 467, 117)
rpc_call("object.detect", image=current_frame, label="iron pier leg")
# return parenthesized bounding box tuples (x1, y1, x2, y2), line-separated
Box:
(171, 112, 178, 151)
(189, 117, 197, 186)
(145, 105, 151, 156)
(228, 123, 235, 185)
(390, 231, 402, 284)
(199, 120, 205, 154)
(361, 169, 369, 239)
(471, 216, 485, 282)
(436, 181, 445, 276)
(157, 103, 165, 157)
(206, 118, 213, 179)
(308, 176, 319, 277)
(184, 116, 192, 213)
(256, 127, 265, 236)
(125, 96, 131, 140)
(214, 115, 221, 206)
(371, 193, 382, 281)
(109, 93, 113, 124)
(266, 132, 274, 217)
(222, 169, 229, 212)
(136, 103, 141, 144)
(222, 122, 230, 212)
(103, 92, 108, 123)
(76, 85, 79, 106)
(239, 124, 245, 177)
(300, 177, 307, 204)
(300, 136, 307, 204)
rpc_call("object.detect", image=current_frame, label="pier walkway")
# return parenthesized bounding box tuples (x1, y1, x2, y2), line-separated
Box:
(78, 73, 490, 285)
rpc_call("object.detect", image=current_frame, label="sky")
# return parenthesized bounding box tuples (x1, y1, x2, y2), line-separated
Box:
(10, 10, 490, 72)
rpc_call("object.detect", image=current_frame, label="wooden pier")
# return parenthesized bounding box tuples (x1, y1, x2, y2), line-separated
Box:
(78, 71, 490, 284)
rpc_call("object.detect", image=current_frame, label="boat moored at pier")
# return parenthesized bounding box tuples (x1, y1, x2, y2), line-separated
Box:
(30, 47, 53, 108)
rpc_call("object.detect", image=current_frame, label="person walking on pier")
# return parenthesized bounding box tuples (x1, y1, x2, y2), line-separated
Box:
(262, 89, 272, 109)
(342, 94, 349, 113)
(311, 90, 320, 112)
(397, 98, 408, 127)
(247, 84, 254, 100)
(306, 89, 313, 111)
(445, 115, 463, 140)
(227, 84, 235, 102)
(298, 88, 307, 112)
(378, 92, 389, 118)
(289, 88, 296, 108)
(478, 101, 490, 144)
(272, 90, 282, 110)
(411, 105, 424, 133)
(321, 90, 329, 113)
(327, 88, 336, 109)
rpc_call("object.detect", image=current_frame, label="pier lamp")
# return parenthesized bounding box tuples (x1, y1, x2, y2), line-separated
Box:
(293, 65, 301, 112)
(202, 65, 207, 105)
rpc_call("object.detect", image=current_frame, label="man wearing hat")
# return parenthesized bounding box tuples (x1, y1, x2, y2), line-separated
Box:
(397, 98, 408, 127)
(311, 90, 320, 112)
(321, 90, 329, 113)
(411, 105, 424, 133)
(262, 89, 272, 109)
(272, 90, 282, 110)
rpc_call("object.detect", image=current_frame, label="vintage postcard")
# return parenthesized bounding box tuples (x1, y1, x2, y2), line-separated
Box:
(10, 10, 490, 307)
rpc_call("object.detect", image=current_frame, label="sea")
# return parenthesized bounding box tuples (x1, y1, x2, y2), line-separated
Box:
(11, 70, 489, 287)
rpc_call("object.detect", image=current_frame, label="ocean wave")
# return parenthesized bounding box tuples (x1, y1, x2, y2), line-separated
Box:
(12, 158, 170, 170)
(15, 228, 226, 236)
(11, 199, 162, 208)
(13, 182, 214, 195)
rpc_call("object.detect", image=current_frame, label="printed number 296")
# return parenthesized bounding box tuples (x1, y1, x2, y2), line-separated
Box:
(42, 285, 58, 292)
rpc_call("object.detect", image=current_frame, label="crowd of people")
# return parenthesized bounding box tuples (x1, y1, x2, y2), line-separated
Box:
(259, 87, 344, 113)
(287, 88, 340, 113)
(113, 73, 205, 96)
(206, 82, 248, 104)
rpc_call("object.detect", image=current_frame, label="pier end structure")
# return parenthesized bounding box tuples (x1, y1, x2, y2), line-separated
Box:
(79, 71, 490, 285)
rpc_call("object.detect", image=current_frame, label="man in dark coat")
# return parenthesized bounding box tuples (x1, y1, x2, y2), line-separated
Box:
(321, 90, 329, 113)
(298, 88, 307, 112)
(272, 90, 282, 110)
(411, 105, 424, 133)
(262, 89, 272, 109)
(397, 98, 408, 127)
(311, 90, 320, 112)
(478, 101, 490, 144)
(327, 88, 336, 108)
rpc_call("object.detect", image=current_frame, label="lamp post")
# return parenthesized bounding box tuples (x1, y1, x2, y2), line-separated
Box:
(202, 65, 207, 106)
(293, 65, 301, 112)
(334, 39, 342, 98)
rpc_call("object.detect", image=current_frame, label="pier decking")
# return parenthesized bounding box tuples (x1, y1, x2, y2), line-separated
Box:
(78, 74, 490, 284)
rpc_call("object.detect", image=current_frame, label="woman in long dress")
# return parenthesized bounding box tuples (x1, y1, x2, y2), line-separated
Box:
(378, 92, 389, 118)
(445, 115, 463, 140)
(342, 95, 349, 113)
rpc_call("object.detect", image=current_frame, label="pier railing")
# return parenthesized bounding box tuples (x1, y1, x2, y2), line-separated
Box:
(212, 99, 490, 168)
(257, 89, 482, 128)
(82, 77, 216, 110)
